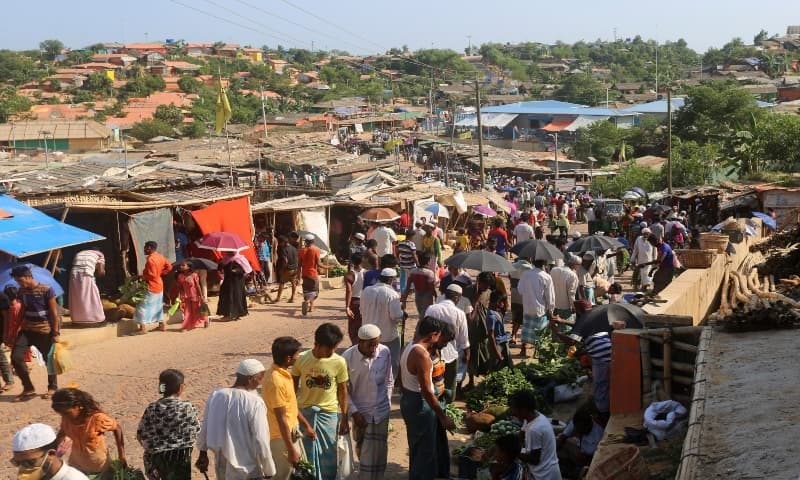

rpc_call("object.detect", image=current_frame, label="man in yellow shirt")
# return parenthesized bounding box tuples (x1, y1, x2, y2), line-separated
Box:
(293, 323, 349, 480)
(263, 336, 314, 480)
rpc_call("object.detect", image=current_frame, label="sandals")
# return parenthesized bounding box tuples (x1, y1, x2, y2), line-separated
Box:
(41, 390, 56, 400)
(13, 391, 37, 402)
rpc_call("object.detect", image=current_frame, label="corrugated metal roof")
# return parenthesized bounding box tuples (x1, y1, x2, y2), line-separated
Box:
(483, 100, 633, 118)
(251, 194, 332, 212)
(0, 121, 112, 141)
(455, 113, 518, 128)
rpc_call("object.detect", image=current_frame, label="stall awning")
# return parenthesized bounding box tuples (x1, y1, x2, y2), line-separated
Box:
(563, 115, 609, 132)
(0, 195, 105, 258)
(541, 118, 575, 132)
(455, 113, 518, 128)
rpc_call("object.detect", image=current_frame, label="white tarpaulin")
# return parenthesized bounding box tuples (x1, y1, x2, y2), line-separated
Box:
(563, 115, 609, 132)
(297, 208, 330, 253)
(455, 113, 518, 128)
(452, 190, 468, 214)
(413, 196, 436, 224)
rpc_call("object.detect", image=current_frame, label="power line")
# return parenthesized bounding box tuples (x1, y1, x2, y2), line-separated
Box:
(199, 0, 307, 47)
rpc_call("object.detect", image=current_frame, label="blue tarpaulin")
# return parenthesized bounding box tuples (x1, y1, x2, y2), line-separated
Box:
(0, 195, 105, 258)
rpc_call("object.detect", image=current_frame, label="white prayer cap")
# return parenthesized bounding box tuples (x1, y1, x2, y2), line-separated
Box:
(640, 221, 648, 228)
(380, 268, 398, 278)
(236, 359, 266, 376)
(354, 233, 365, 241)
(571, 231, 581, 239)
(642, 228, 652, 234)
(12, 424, 57, 452)
(304, 234, 315, 241)
(358, 324, 381, 340)
(446, 284, 463, 294)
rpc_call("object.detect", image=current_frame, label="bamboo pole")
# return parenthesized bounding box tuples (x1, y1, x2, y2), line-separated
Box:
(663, 330, 673, 398)
(640, 336, 652, 405)
(651, 357, 696, 374)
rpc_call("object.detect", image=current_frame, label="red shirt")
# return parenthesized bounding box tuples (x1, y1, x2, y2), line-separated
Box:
(399, 212, 411, 229)
(143, 252, 172, 293)
(298, 245, 321, 279)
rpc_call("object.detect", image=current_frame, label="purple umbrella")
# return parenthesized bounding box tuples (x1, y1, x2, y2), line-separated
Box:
(473, 205, 497, 217)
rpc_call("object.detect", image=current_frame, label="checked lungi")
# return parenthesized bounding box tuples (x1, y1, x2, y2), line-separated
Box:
(521, 313, 548, 345)
(352, 419, 389, 480)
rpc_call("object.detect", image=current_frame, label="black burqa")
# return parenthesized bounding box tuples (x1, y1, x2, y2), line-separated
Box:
(217, 261, 248, 319)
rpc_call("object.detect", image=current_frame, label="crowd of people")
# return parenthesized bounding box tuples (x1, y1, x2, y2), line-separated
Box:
(1, 173, 710, 479)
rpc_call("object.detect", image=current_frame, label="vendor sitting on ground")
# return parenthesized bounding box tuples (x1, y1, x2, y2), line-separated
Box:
(557, 403, 605, 479)
(491, 434, 524, 480)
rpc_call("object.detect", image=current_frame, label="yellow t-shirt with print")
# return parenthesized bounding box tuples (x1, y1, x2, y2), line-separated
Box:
(292, 350, 349, 413)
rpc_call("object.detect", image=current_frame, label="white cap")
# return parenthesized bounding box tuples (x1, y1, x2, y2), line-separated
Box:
(640, 221, 648, 228)
(354, 233, 365, 241)
(380, 268, 397, 278)
(571, 231, 581, 239)
(446, 283, 463, 294)
(12, 424, 57, 452)
(358, 324, 381, 340)
(236, 359, 266, 376)
(304, 234, 315, 241)
(642, 228, 652, 234)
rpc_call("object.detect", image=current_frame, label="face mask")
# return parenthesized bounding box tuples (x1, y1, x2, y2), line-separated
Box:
(17, 455, 49, 480)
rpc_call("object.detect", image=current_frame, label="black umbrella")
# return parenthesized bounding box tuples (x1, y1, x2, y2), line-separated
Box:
(567, 235, 624, 253)
(443, 250, 515, 273)
(172, 257, 219, 270)
(650, 204, 672, 216)
(511, 239, 565, 262)
(572, 303, 645, 340)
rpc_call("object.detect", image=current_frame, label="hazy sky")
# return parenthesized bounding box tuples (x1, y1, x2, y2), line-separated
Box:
(1, 0, 796, 54)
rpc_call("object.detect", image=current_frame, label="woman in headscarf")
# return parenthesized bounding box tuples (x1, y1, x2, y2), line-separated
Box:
(217, 252, 252, 321)
(137, 369, 201, 480)
(173, 260, 208, 331)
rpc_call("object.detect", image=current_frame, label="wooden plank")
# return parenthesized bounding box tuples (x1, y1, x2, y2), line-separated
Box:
(651, 357, 696, 374)
(643, 313, 694, 326)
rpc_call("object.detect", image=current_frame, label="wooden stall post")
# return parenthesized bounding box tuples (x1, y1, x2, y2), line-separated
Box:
(663, 329, 673, 398)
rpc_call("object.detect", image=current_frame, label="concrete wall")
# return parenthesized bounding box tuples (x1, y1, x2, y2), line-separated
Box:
(642, 220, 761, 325)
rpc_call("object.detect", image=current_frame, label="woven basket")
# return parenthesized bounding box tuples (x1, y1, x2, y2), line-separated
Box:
(587, 445, 649, 480)
(676, 249, 717, 269)
(699, 232, 729, 253)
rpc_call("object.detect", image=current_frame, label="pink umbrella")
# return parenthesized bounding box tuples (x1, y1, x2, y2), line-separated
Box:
(198, 232, 249, 252)
(473, 205, 498, 217)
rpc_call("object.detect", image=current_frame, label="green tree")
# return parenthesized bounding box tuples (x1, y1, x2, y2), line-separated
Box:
(39, 39, 64, 61)
(0, 50, 39, 84)
(83, 73, 113, 92)
(592, 164, 663, 198)
(129, 119, 174, 141)
(182, 119, 207, 138)
(553, 74, 606, 105)
(664, 139, 719, 188)
(154, 103, 184, 127)
(571, 120, 630, 166)
(0, 87, 33, 122)
(753, 29, 770, 44)
(751, 114, 800, 172)
(72, 90, 94, 103)
(178, 75, 201, 93)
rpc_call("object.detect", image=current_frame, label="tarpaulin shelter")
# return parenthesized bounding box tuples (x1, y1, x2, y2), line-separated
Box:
(0, 195, 104, 258)
(191, 197, 260, 271)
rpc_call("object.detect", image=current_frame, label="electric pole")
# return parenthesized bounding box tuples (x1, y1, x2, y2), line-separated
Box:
(667, 88, 673, 194)
(467, 35, 472, 55)
(475, 74, 485, 189)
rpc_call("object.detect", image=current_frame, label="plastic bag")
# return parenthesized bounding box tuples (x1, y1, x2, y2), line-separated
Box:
(336, 434, 356, 480)
(53, 342, 72, 375)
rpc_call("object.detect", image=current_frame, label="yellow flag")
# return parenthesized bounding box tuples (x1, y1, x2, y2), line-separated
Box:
(215, 78, 232, 134)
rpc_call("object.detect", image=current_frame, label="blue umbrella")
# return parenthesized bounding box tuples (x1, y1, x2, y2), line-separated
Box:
(751, 212, 777, 230)
(0, 263, 65, 296)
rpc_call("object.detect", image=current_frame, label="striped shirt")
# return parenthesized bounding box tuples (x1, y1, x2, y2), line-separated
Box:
(583, 332, 612, 363)
(397, 240, 417, 269)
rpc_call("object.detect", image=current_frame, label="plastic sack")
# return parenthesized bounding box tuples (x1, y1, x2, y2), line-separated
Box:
(643, 400, 688, 441)
(53, 342, 72, 375)
(554, 383, 583, 403)
(336, 434, 356, 480)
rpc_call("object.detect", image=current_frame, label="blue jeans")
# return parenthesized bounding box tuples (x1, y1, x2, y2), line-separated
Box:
(592, 360, 611, 413)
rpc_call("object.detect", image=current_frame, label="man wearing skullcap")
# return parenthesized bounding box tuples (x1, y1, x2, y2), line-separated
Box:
(631, 227, 656, 290)
(549, 254, 581, 325)
(12, 423, 88, 479)
(425, 284, 471, 398)
(361, 268, 405, 380)
(196, 359, 276, 480)
(341, 324, 393, 479)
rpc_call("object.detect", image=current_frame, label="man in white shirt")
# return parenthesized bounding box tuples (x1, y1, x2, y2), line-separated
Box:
(517, 260, 555, 357)
(197, 359, 276, 480)
(342, 324, 393, 480)
(550, 254, 580, 324)
(510, 390, 562, 480)
(631, 228, 656, 290)
(12, 423, 89, 480)
(371, 223, 397, 257)
(513, 214, 535, 244)
(412, 221, 426, 251)
(359, 268, 405, 380)
(425, 284, 471, 397)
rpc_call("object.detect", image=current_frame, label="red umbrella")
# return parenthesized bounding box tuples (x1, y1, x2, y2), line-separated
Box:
(198, 232, 249, 252)
(359, 207, 400, 222)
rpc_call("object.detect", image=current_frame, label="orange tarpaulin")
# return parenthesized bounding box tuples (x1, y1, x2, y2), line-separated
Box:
(191, 197, 260, 271)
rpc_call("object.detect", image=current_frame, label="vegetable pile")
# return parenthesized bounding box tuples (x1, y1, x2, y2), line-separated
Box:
(473, 419, 522, 450)
(465, 368, 533, 412)
(445, 403, 466, 430)
(109, 461, 145, 480)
